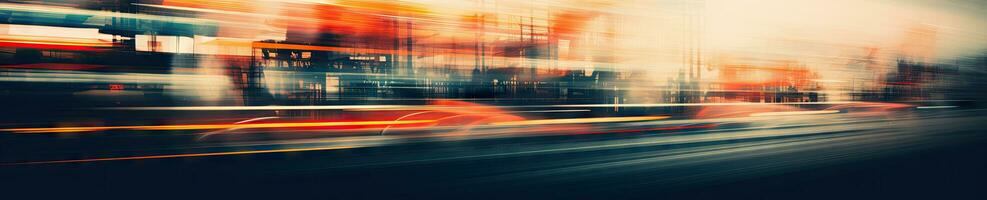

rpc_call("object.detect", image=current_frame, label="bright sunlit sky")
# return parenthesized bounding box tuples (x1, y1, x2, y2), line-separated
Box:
(704, 0, 987, 59)
(608, 0, 987, 82)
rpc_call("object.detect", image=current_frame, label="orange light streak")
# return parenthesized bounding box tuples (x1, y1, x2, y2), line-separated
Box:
(491, 116, 669, 126)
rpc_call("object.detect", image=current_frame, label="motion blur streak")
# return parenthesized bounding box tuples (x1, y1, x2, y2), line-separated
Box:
(103, 101, 875, 112)
(96, 105, 409, 111)
(4, 145, 361, 165)
(916, 106, 958, 109)
(749, 110, 840, 117)
(546, 102, 863, 108)
(1, 0, 987, 198)
(2, 120, 437, 133)
(492, 116, 669, 126)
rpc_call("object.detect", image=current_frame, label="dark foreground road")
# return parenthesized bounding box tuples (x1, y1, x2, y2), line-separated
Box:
(2, 109, 986, 199)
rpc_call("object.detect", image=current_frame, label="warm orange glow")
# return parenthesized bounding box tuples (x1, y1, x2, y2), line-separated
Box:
(252, 42, 394, 55)
(492, 116, 669, 126)
(0, 35, 113, 47)
(749, 110, 840, 117)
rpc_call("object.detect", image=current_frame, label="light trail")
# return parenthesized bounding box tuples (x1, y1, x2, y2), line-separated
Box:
(3, 145, 361, 165)
(2, 120, 437, 133)
(545, 101, 863, 108)
(511, 109, 592, 113)
(95, 105, 408, 111)
(492, 116, 669, 126)
(916, 106, 958, 109)
(749, 110, 840, 117)
(95, 101, 864, 111)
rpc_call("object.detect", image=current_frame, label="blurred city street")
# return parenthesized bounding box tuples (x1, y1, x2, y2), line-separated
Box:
(3, 107, 987, 199)
(1, 0, 987, 199)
